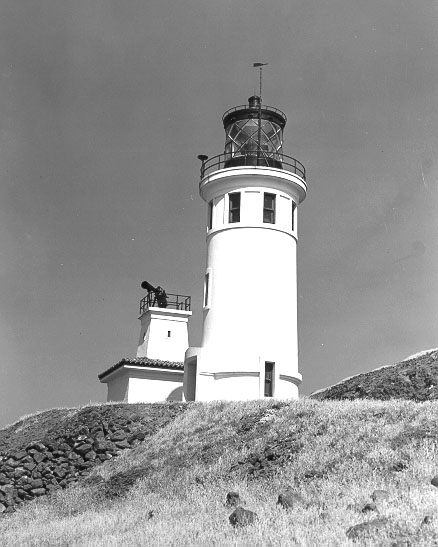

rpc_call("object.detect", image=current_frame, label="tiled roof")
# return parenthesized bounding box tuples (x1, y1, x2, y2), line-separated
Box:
(98, 357, 184, 380)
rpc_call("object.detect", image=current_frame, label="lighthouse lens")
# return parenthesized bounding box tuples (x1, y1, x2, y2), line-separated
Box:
(224, 117, 283, 168)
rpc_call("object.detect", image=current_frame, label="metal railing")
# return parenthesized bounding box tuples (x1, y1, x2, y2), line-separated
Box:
(199, 150, 306, 181)
(139, 293, 191, 314)
(222, 104, 287, 123)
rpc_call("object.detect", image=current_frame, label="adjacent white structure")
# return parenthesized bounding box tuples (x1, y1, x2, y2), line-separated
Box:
(184, 95, 307, 401)
(99, 292, 191, 403)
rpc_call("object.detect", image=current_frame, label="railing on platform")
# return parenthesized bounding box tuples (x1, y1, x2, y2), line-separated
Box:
(139, 293, 191, 314)
(222, 104, 287, 123)
(199, 150, 306, 181)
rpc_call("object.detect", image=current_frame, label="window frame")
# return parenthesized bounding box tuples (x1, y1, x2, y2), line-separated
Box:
(228, 192, 241, 223)
(204, 272, 210, 308)
(263, 193, 276, 224)
(292, 201, 296, 231)
(207, 200, 213, 230)
(264, 361, 275, 397)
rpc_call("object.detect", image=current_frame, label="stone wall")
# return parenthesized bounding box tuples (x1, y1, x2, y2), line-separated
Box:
(0, 403, 187, 513)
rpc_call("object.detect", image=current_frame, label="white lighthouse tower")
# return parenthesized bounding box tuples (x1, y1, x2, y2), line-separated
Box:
(184, 94, 307, 401)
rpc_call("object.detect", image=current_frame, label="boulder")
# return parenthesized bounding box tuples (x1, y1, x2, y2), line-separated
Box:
(277, 490, 305, 509)
(346, 518, 388, 540)
(229, 506, 257, 527)
(225, 491, 240, 507)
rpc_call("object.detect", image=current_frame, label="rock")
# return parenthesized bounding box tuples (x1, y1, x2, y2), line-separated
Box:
(75, 435, 89, 443)
(23, 462, 36, 472)
(54, 468, 67, 479)
(77, 462, 93, 470)
(147, 510, 154, 520)
(110, 430, 127, 442)
(115, 440, 131, 449)
(371, 490, 390, 502)
(14, 467, 28, 479)
(430, 475, 438, 487)
(30, 479, 44, 489)
(84, 451, 97, 461)
(346, 518, 388, 540)
(30, 488, 46, 497)
(27, 442, 46, 452)
(93, 439, 114, 453)
(75, 444, 93, 455)
(229, 506, 257, 527)
(11, 451, 27, 461)
(0, 485, 14, 495)
(32, 452, 46, 464)
(225, 492, 240, 507)
(5, 458, 20, 468)
(0, 473, 8, 485)
(0, 503, 6, 513)
(362, 502, 378, 513)
(422, 515, 433, 525)
(277, 490, 305, 509)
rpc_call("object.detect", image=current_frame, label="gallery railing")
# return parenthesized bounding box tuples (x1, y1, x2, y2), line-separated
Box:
(199, 150, 306, 181)
(139, 293, 191, 314)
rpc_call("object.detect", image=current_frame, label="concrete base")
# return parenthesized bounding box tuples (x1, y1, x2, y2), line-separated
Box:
(184, 347, 301, 402)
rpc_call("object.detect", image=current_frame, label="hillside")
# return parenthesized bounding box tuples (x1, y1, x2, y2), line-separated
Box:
(1, 397, 438, 546)
(311, 349, 438, 402)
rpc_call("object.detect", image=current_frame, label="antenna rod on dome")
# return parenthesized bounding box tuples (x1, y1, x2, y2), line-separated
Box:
(253, 63, 268, 165)
(253, 62, 268, 101)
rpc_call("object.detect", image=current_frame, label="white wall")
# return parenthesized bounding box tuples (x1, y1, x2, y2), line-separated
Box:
(137, 308, 191, 362)
(106, 373, 129, 402)
(102, 366, 184, 403)
(128, 371, 183, 403)
(185, 166, 306, 402)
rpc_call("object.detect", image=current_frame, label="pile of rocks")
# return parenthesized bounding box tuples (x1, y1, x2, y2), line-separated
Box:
(230, 435, 303, 478)
(0, 403, 187, 514)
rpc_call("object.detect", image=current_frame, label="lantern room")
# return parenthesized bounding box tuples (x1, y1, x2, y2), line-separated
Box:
(222, 95, 286, 169)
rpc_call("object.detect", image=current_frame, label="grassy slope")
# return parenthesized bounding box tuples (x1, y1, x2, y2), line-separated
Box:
(1, 398, 438, 546)
(311, 350, 438, 402)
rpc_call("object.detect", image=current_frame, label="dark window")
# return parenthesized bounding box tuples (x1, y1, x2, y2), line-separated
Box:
(264, 362, 274, 397)
(292, 202, 296, 230)
(263, 193, 276, 224)
(204, 273, 209, 307)
(229, 192, 241, 223)
(208, 200, 213, 230)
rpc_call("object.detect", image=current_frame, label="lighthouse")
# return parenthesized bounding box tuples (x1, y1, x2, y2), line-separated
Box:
(184, 94, 307, 401)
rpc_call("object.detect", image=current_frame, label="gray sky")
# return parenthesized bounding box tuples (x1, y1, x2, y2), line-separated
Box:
(0, 0, 437, 427)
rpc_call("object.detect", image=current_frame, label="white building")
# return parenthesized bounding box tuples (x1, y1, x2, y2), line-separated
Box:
(99, 94, 307, 404)
(184, 95, 307, 401)
(99, 290, 191, 403)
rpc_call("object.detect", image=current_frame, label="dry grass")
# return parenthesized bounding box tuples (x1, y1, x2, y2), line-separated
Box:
(1, 398, 438, 546)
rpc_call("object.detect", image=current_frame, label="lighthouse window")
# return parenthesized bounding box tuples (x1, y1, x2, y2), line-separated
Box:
(292, 202, 296, 230)
(204, 273, 210, 307)
(208, 200, 213, 230)
(264, 362, 275, 397)
(229, 192, 241, 223)
(263, 193, 276, 224)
